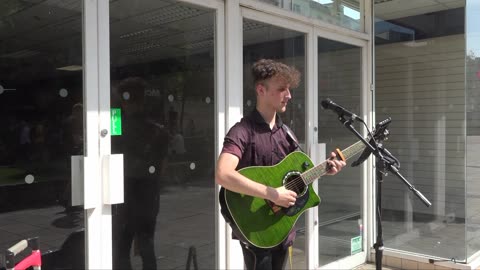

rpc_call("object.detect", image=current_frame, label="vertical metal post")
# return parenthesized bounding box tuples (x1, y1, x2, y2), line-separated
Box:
(83, 0, 113, 268)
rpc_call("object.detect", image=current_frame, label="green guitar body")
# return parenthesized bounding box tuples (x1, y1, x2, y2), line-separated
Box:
(223, 151, 321, 248)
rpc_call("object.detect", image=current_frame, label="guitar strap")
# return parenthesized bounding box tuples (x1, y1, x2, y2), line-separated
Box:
(281, 124, 304, 152)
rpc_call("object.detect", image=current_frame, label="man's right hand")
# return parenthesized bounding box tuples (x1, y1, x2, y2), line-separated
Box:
(268, 186, 297, 208)
(216, 153, 298, 208)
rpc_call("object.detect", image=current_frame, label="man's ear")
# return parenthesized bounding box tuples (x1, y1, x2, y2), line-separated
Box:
(255, 83, 265, 96)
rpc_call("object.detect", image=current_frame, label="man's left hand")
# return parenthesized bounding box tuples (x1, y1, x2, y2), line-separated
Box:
(326, 152, 346, 175)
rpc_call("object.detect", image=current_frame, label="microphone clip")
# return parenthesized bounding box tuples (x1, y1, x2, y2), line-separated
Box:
(321, 98, 363, 123)
(351, 117, 392, 167)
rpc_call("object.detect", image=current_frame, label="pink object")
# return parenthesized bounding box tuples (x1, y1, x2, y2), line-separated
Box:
(477, 70, 480, 79)
(13, 250, 41, 270)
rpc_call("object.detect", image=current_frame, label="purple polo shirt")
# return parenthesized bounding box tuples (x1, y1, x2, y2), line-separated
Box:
(221, 109, 298, 169)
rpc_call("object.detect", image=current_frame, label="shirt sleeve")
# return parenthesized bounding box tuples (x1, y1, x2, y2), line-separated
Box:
(221, 121, 250, 160)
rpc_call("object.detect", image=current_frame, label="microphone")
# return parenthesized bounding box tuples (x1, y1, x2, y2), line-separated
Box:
(321, 98, 362, 122)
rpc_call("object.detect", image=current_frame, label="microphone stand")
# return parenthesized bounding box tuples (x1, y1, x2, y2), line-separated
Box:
(336, 115, 432, 270)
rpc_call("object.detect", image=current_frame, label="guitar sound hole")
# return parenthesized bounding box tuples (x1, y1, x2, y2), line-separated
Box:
(283, 171, 307, 196)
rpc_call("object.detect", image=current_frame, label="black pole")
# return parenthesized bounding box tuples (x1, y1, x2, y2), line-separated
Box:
(374, 158, 385, 270)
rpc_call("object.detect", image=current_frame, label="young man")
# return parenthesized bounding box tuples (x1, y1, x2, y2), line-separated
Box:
(216, 59, 346, 270)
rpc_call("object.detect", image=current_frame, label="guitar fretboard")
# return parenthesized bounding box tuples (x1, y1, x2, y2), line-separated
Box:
(301, 140, 367, 185)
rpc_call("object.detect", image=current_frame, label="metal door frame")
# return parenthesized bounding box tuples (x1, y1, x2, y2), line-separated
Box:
(83, 0, 226, 269)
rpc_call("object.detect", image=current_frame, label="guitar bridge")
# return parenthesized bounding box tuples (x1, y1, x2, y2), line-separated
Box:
(266, 200, 283, 214)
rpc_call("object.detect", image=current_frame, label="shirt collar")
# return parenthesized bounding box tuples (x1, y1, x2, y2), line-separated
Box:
(250, 109, 284, 129)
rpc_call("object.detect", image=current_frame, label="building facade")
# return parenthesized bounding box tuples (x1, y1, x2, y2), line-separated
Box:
(0, 0, 478, 269)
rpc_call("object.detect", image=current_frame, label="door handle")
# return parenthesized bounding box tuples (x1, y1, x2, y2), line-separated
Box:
(71, 155, 84, 207)
(102, 154, 124, 205)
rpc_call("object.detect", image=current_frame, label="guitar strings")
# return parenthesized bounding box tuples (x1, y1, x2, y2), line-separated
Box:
(284, 154, 306, 192)
(283, 156, 326, 192)
(283, 141, 365, 192)
(283, 159, 328, 192)
(284, 176, 303, 192)
(288, 156, 307, 191)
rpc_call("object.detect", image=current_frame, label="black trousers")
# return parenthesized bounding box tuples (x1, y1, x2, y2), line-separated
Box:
(240, 241, 288, 270)
(113, 177, 160, 270)
(114, 217, 157, 270)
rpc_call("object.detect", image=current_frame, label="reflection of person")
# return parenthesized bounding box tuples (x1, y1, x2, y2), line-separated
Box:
(185, 118, 196, 136)
(112, 77, 169, 270)
(0, 139, 7, 164)
(59, 103, 84, 210)
(64, 103, 83, 155)
(32, 121, 49, 162)
(215, 59, 346, 270)
(168, 122, 185, 157)
(18, 120, 32, 162)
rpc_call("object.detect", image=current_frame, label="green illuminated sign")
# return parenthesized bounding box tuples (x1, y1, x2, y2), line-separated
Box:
(111, 108, 122, 136)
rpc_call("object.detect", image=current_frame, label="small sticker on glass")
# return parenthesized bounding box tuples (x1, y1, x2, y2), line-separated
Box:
(111, 108, 122, 136)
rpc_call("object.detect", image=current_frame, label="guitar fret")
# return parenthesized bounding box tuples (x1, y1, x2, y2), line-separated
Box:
(301, 140, 368, 185)
(343, 141, 366, 159)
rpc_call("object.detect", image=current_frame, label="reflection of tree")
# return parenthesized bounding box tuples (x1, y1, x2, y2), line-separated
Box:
(466, 51, 480, 135)
(466, 51, 479, 108)
(167, 69, 191, 132)
(167, 58, 213, 134)
(179, 70, 193, 131)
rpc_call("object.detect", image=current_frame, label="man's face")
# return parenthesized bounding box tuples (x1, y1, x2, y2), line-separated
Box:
(261, 76, 292, 113)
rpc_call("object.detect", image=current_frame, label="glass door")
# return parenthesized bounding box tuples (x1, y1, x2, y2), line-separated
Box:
(240, 6, 369, 269)
(242, 18, 308, 268)
(315, 35, 368, 269)
(0, 1, 85, 268)
(108, 1, 219, 269)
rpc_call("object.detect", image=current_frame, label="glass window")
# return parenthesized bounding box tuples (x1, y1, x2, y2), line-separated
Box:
(109, 1, 216, 269)
(375, 0, 467, 261)
(317, 37, 362, 266)
(252, 0, 362, 32)
(466, 0, 480, 260)
(0, 1, 85, 268)
(243, 18, 307, 267)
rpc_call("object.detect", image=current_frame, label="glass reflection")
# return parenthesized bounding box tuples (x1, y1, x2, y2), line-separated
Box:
(317, 37, 362, 266)
(253, 0, 362, 31)
(0, 0, 84, 269)
(375, 0, 467, 261)
(466, 0, 480, 259)
(109, 1, 216, 269)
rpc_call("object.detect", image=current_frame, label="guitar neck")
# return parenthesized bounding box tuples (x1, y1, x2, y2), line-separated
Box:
(301, 140, 366, 185)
